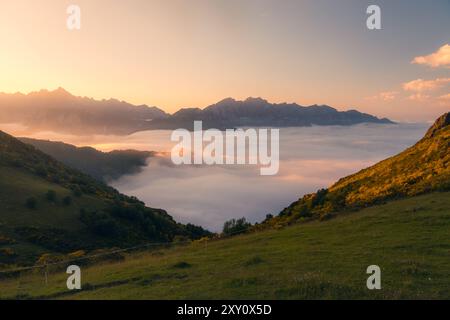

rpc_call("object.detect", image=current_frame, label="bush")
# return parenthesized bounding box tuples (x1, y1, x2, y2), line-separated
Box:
(0, 248, 17, 257)
(172, 261, 191, 269)
(79, 210, 123, 237)
(319, 213, 334, 222)
(71, 185, 83, 197)
(36, 253, 65, 265)
(68, 250, 86, 259)
(222, 217, 252, 236)
(46, 190, 57, 202)
(184, 223, 212, 239)
(63, 196, 72, 206)
(0, 235, 16, 245)
(25, 197, 37, 210)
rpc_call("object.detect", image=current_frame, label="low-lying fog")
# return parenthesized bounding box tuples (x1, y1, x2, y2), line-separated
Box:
(1, 123, 429, 231)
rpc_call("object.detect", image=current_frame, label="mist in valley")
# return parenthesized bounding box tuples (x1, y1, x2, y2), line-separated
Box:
(0, 122, 429, 231)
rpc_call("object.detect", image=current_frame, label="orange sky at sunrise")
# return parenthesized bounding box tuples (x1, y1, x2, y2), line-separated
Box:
(0, 0, 449, 121)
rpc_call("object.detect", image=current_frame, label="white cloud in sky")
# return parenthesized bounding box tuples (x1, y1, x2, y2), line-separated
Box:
(402, 78, 450, 92)
(365, 91, 398, 102)
(437, 93, 450, 106)
(412, 44, 450, 68)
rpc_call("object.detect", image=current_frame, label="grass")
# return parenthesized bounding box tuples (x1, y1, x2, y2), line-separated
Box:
(0, 192, 449, 300)
(0, 167, 106, 261)
(0, 167, 104, 230)
(0, 130, 212, 259)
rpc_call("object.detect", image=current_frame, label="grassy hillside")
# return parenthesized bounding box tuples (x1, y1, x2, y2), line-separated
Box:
(271, 112, 450, 226)
(0, 192, 448, 300)
(0, 131, 210, 267)
(19, 137, 153, 182)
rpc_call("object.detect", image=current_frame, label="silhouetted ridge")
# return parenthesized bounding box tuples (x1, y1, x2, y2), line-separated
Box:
(0, 89, 393, 134)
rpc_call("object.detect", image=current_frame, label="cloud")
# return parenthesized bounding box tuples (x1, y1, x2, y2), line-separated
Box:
(402, 78, 450, 92)
(109, 125, 428, 230)
(407, 93, 431, 101)
(412, 44, 450, 68)
(365, 91, 398, 101)
(437, 93, 450, 106)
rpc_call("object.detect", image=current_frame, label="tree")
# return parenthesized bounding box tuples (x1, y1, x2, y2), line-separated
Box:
(63, 196, 72, 206)
(25, 197, 37, 210)
(222, 217, 252, 236)
(71, 185, 83, 197)
(46, 190, 56, 202)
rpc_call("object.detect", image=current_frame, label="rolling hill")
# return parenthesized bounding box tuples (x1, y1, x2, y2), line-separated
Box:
(19, 138, 154, 182)
(1, 192, 448, 299)
(270, 112, 450, 226)
(0, 130, 210, 267)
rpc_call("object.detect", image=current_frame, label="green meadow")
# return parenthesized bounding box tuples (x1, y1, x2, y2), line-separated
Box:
(1, 192, 449, 300)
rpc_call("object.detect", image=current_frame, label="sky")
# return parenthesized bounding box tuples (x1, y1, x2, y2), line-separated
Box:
(0, 0, 449, 121)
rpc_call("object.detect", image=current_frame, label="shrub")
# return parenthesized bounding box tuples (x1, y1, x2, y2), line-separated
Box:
(79, 210, 123, 237)
(243, 256, 264, 267)
(71, 186, 83, 197)
(25, 197, 37, 209)
(0, 235, 16, 245)
(222, 217, 252, 236)
(319, 213, 334, 222)
(68, 250, 86, 259)
(63, 196, 72, 206)
(36, 253, 65, 265)
(46, 190, 57, 202)
(0, 248, 17, 257)
(172, 261, 191, 269)
(173, 235, 190, 243)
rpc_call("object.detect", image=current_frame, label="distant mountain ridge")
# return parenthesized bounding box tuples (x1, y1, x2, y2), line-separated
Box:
(0, 88, 169, 135)
(158, 97, 393, 130)
(0, 89, 393, 135)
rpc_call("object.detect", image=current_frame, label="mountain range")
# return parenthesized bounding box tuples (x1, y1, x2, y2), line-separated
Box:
(0, 88, 169, 135)
(0, 89, 393, 135)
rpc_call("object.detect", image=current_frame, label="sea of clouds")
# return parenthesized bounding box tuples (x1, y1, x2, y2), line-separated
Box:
(0, 122, 429, 231)
(109, 123, 428, 231)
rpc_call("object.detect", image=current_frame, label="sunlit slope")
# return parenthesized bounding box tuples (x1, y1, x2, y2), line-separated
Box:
(0, 130, 209, 265)
(1, 192, 449, 299)
(275, 113, 450, 224)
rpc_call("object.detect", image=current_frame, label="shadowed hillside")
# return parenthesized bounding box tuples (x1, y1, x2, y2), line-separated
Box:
(19, 138, 154, 182)
(0, 130, 210, 266)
